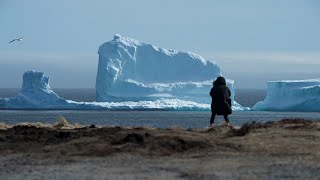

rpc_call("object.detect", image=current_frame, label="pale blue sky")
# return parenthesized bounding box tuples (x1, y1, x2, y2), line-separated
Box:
(0, 0, 319, 88)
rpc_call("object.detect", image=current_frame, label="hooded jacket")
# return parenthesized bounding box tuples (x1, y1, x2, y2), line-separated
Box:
(209, 76, 232, 115)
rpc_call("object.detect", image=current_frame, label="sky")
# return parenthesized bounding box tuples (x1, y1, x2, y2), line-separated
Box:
(0, 0, 319, 89)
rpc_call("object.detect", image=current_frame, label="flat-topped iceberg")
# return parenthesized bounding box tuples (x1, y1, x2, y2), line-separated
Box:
(96, 34, 247, 110)
(252, 79, 320, 111)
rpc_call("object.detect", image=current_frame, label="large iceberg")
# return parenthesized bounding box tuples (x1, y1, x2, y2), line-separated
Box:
(0, 70, 213, 110)
(96, 34, 247, 110)
(252, 79, 320, 111)
(0, 35, 248, 110)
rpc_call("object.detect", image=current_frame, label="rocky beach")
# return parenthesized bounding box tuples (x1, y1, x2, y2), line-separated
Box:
(0, 118, 319, 179)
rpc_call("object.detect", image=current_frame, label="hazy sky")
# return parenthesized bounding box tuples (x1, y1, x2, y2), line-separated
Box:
(0, 0, 319, 89)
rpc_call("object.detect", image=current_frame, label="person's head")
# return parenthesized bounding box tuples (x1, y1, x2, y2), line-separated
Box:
(215, 76, 226, 86)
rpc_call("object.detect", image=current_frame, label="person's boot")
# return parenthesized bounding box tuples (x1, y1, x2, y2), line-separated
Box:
(224, 121, 231, 127)
(209, 123, 214, 129)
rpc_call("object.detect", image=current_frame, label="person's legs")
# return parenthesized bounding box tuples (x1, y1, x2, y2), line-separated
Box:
(210, 111, 216, 128)
(223, 115, 229, 123)
(223, 115, 231, 126)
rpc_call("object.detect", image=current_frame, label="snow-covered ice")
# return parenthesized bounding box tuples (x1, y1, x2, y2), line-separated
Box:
(96, 34, 248, 110)
(252, 79, 320, 111)
(0, 71, 72, 109)
(0, 35, 249, 110)
(0, 71, 214, 110)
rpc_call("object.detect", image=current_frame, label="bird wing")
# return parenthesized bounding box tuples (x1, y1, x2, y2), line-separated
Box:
(9, 37, 23, 43)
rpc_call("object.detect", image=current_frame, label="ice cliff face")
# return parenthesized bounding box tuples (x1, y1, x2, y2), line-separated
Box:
(0, 71, 70, 109)
(252, 79, 320, 111)
(20, 71, 61, 101)
(0, 35, 248, 110)
(96, 34, 247, 110)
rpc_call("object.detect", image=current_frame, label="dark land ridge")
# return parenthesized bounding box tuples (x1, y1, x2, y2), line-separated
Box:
(0, 118, 319, 179)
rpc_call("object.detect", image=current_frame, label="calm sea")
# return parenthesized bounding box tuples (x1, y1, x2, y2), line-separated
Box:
(0, 88, 319, 128)
(0, 88, 265, 107)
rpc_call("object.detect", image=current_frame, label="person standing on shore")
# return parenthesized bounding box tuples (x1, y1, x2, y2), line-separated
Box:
(209, 76, 232, 128)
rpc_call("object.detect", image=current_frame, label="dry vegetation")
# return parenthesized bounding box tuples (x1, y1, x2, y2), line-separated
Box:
(0, 118, 319, 179)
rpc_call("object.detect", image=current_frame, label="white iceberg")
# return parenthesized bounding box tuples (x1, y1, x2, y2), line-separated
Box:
(252, 79, 320, 111)
(0, 71, 72, 109)
(0, 35, 249, 111)
(96, 34, 248, 110)
(0, 70, 212, 110)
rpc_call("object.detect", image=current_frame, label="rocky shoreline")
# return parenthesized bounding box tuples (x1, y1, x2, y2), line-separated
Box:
(0, 119, 319, 179)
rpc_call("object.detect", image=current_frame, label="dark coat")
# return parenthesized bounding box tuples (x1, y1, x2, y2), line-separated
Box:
(210, 77, 232, 115)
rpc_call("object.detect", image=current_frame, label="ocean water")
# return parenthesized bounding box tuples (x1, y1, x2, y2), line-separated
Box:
(0, 89, 319, 128)
(1, 110, 319, 128)
(0, 88, 265, 107)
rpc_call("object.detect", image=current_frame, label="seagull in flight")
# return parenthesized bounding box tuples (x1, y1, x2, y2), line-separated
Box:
(9, 37, 23, 43)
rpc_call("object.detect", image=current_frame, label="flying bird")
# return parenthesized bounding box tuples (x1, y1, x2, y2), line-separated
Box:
(9, 37, 23, 43)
